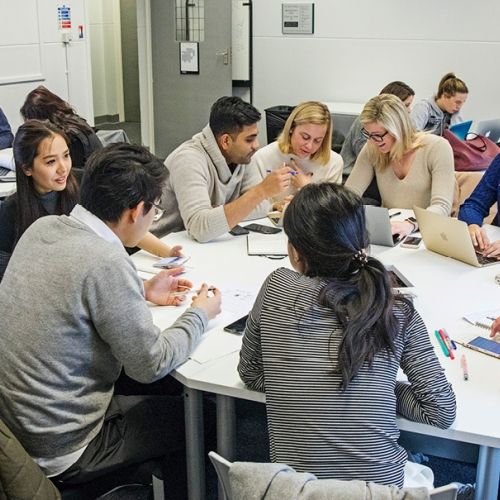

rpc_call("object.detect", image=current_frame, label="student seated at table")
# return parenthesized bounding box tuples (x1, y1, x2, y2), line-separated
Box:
(458, 152, 500, 260)
(345, 94, 455, 237)
(411, 72, 468, 135)
(341, 81, 415, 176)
(0, 106, 14, 149)
(251, 101, 343, 210)
(151, 96, 294, 242)
(0, 120, 182, 281)
(238, 183, 456, 488)
(0, 142, 222, 496)
(20, 85, 103, 169)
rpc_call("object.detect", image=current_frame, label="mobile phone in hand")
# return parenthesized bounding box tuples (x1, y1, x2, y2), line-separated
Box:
(229, 224, 250, 236)
(223, 315, 249, 335)
(400, 235, 422, 249)
(244, 223, 282, 235)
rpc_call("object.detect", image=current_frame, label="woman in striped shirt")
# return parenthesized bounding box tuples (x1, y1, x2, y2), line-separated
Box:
(238, 183, 456, 487)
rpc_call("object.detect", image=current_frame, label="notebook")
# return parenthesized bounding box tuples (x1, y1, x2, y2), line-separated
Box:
(414, 206, 500, 267)
(246, 231, 287, 257)
(449, 120, 472, 140)
(364, 206, 401, 247)
(469, 119, 500, 144)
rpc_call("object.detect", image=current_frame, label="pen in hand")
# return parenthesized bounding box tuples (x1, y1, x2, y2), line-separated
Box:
(169, 285, 216, 297)
(389, 211, 402, 219)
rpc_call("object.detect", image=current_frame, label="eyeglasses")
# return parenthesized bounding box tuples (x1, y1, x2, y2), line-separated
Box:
(152, 203, 164, 222)
(361, 129, 389, 143)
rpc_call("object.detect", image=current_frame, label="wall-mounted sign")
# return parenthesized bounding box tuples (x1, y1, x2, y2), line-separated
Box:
(57, 4, 72, 30)
(180, 42, 199, 74)
(282, 3, 314, 35)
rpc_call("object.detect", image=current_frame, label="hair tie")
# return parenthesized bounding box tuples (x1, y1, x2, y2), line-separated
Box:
(352, 249, 368, 268)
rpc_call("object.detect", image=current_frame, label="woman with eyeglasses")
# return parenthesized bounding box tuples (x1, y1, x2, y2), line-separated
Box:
(345, 94, 455, 237)
(0, 120, 181, 281)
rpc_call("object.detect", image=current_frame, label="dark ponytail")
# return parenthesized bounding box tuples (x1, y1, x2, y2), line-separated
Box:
(283, 183, 413, 388)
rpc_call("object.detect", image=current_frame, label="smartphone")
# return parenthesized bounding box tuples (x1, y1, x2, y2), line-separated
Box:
(244, 223, 282, 235)
(152, 256, 190, 269)
(229, 224, 250, 236)
(223, 315, 249, 335)
(400, 235, 422, 249)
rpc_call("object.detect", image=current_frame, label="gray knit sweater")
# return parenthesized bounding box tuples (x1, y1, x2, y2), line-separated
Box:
(151, 124, 270, 242)
(0, 215, 207, 458)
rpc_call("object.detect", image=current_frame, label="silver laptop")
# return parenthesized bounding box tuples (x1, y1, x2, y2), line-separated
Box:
(364, 206, 401, 247)
(414, 206, 499, 267)
(469, 119, 500, 144)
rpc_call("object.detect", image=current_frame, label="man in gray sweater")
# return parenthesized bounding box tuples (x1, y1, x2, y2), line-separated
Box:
(0, 143, 221, 495)
(151, 96, 294, 242)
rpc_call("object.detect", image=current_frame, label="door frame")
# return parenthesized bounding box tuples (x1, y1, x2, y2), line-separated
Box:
(136, 0, 155, 152)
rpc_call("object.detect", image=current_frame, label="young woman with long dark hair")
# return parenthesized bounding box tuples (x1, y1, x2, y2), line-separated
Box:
(238, 182, 456, 488)
(0, 120, 181, 280)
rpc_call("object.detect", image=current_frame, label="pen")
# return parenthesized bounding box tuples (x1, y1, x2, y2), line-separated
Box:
(439, 329, 455, 360)
(169, 286, 216, 297)
(434, 330, 450, 357)
(389, 211, 402, 218)
(266, 169, 298, 175)
(460, 354, 469, 380)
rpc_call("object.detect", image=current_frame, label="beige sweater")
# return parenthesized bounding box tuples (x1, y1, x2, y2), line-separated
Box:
(345, 134, 455, 215)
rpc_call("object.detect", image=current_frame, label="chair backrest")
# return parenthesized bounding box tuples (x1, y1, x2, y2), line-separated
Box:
(208, 451, 233, 500)
(430, 483, 458, 500)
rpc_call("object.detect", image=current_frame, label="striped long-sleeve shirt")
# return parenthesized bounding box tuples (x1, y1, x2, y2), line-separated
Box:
(238, 267, 456, 488)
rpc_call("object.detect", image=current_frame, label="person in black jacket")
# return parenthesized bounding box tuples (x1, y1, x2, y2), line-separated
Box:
(20, 85, 103, 168)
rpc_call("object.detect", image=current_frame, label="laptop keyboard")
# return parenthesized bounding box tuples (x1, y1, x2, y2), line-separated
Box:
(476, 252, 498, 265)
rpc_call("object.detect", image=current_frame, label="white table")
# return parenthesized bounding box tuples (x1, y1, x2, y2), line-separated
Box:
(133, 222, 500, 500)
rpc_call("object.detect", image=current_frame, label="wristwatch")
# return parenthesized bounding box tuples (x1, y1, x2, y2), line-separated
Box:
(405, 217, 418, 233)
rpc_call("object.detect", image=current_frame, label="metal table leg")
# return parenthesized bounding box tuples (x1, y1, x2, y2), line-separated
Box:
(216, 395, 236, 500)
(475, 445, 499, 500)
(184, 387, 205, 500)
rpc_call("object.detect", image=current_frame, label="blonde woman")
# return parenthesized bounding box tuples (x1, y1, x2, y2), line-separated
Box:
(252, 101, 343, 206)
(345, 94, 455, 237)
(411, 72, 468, 135)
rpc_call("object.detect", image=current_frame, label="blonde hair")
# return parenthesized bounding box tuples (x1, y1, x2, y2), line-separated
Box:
(277, 101, 332, 165)
(360, 94, 424, 170)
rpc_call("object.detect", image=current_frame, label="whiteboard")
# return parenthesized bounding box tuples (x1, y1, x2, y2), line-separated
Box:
(232, 0, 250, 82)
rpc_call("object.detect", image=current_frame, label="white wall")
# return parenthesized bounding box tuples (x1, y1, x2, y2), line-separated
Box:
(87, 0, 124, 120)
(253, 0, 500, 128)
(0, 0, 93, 132)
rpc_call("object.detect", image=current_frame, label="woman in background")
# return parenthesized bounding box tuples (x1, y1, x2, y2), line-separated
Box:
(238, 183, 455, 487)
(252, 101, 343, 209)
(20, 85, 103, 169)
(411, 72, 468, 135)
(345, 94, 455, 237)
(0, 120, 181, 280)
(341, 80, 415, 176)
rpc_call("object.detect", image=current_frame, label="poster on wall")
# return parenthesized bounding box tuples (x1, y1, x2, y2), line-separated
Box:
(57, 4, 72, 30)
(282, 3, 314, 34)
(179, 42, 199, 74)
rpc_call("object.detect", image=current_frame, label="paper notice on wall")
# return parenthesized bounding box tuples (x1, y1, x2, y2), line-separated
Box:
(58, 5, 72, 30)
